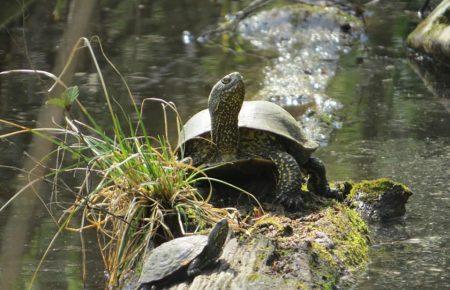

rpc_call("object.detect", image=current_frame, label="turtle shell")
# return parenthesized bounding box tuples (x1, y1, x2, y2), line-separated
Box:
(178, 100, 318, 153)
(138, 235, 208, 285)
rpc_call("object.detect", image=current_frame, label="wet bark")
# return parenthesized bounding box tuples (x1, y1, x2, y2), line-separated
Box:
(407, 0, 450, 61)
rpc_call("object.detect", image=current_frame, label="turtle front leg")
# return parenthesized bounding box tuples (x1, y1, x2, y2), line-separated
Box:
(187, 254, 216, 277)
(302, 157, 341, 200)
(187, 258, 202, 277)
(262, 151, 305, 210)
(181, 139, 217, 166)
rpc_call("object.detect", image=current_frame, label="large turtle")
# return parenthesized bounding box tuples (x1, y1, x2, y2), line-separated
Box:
(138, 219, 229, 289)
(178, 72, 338, 209)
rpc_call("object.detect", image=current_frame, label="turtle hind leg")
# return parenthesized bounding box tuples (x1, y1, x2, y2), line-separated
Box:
(263, 151, 304, 210)
(303, 157, 341, 200)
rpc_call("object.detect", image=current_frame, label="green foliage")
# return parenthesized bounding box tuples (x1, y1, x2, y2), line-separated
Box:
(46, 86, 79, 110)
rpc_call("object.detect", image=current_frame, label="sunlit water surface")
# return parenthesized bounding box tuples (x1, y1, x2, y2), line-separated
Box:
(0, 0, 448, 289)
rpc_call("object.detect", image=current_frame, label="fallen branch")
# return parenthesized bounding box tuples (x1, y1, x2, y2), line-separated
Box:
(196, 0, 358, 43)
(197, 0, 273, 43)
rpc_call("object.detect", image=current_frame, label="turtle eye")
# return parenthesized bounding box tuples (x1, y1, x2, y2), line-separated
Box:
(221, 76, 231, 84)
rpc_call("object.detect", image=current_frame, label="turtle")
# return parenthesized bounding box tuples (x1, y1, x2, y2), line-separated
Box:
(178, 72, 339, 209)
(138, 219, 229, 289)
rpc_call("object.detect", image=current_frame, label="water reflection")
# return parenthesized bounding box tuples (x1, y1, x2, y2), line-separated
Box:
(322, 1, 449, 289)
(0, 1, 99, 289)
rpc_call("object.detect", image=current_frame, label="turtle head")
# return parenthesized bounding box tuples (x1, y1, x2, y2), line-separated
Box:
(208, 72, 245, 110)
(187, 219, 229, 277)
(207, 218, 229, 247)
(208, 72, 245, 160)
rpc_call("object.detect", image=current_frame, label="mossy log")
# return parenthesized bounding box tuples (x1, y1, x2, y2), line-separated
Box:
(407, 0, 450, 61)
(164, 204, 369, 290)
(345, 178, 413, 222)
(130, 179, 411, 290)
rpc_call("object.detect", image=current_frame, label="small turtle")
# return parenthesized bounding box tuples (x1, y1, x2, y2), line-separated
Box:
(138, 219, 229, 289)
(178, 72, 339, 209)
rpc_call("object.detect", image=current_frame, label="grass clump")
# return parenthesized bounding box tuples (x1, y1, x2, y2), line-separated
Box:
(0, 37, 237, 288)
(63, 124, 231, 286)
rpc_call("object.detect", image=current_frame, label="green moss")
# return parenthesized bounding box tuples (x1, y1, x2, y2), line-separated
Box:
(239, 202, 370, 289)
(247, 273, 262, 282)
(347, 178, 409, 203)
(295, 281, 309, 289)
(276, 246, 296, 258)
(408, 20, 447, 49)
(307, 204, 369, 287)
(310, 241, 338, 268)
(257, 252, 267, 262)
(251, 215, 285, 233)
(407, 2, 450, 58)
(331, 210, 368, 267)
(318, 113, 333, 125)
(256, 244, 274, 262)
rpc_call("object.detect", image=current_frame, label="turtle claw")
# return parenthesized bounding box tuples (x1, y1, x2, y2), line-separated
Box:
(276, 193, 305, 210)
(326, 188, 344, 201)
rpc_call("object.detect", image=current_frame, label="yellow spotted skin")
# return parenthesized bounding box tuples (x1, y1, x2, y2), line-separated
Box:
(239, 128, 305, 208)
(208, 72, 245, 160)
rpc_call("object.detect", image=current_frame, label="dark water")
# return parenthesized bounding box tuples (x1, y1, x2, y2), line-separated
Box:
(322, 1, 450, 289)
(0, 0, 448, 289)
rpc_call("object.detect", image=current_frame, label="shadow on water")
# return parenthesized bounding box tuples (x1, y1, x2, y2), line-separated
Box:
(0, 0, 448, 289)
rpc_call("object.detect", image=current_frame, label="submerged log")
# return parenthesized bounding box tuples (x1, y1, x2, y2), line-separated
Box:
(407, 0, 450, 61)
(164, 204, 369, 290)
